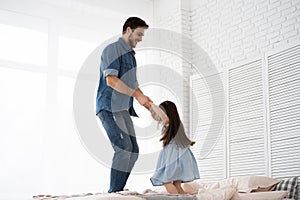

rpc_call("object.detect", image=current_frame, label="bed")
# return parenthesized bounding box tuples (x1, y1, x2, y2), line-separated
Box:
(32, 176, 298, 200)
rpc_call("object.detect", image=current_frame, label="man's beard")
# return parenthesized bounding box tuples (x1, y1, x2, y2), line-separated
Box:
(128, 33, 136, 48)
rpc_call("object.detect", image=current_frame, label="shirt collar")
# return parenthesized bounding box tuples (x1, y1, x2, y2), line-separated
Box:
(118, 37, 135, 55)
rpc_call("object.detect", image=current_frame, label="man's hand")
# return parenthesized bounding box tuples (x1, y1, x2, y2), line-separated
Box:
(132, 89, 152, 108)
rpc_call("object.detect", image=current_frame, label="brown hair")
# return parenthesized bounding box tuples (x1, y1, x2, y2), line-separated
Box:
(122, 17, 149, 34)
(159, 101, 195, 147)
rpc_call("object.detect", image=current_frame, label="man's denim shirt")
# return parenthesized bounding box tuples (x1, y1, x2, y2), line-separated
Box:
(96, 37, 139, 116)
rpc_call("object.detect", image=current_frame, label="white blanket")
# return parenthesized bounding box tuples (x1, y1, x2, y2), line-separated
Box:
(32, 186, 237, 200)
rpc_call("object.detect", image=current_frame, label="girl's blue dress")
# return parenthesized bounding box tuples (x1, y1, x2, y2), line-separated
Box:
(150, 139, 200, 186)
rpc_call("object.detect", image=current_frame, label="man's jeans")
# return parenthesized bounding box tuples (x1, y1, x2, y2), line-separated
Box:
(97, 110, 139, 193)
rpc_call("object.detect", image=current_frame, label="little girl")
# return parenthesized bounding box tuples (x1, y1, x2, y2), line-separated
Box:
(149, 101, 200, 194)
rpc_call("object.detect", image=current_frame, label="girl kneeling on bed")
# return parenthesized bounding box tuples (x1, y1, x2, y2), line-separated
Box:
(149, 101, 200, 194)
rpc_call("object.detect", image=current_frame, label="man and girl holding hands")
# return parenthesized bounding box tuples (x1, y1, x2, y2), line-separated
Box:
(96, 17, 200, 194)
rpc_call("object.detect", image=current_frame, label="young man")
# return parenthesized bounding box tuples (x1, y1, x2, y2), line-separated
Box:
(96, 17, 152, 193)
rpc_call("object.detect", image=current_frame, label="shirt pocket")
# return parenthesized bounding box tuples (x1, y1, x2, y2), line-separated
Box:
(119, 54, 137, 84)
(120, 55, 135, 69)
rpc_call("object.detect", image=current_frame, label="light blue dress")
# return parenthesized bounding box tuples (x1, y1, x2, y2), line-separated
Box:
(150, 139, 200, 186)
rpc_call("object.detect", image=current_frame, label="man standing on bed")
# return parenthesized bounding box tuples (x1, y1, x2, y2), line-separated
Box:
(96, 17, 152, 193)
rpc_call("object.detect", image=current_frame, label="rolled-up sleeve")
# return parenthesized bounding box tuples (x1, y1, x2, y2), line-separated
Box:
(103, 68, 118, 77)
(133, 80, 139, 89)
(101, 44, 121, 77)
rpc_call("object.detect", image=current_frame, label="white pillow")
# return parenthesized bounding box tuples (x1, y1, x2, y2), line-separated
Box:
(197, 186, 236, 200)
(237, 191, 288, 200)
(239, 176, 281, 193)
(183, 180, 220, 194)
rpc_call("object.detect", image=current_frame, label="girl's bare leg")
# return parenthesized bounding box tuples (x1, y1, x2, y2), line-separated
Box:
(174, 180, 185, 194)
(163, 182, 179, 194)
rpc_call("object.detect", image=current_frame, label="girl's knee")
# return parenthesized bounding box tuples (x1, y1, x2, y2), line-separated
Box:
(174, 181, 185, 194)
(163, 183, 178, 194)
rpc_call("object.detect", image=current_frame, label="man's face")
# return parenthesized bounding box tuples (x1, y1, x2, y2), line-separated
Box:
(128, 27, 145, 48)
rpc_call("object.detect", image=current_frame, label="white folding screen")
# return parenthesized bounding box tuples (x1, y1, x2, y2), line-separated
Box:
(190, 73, 226, 181)
(227, 59, 267, 177)
(266, 43, 300, 196)
(190, 42, 300, 198)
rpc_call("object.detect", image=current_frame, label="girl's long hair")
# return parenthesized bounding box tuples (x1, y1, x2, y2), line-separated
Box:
(159, 101, 195, 147)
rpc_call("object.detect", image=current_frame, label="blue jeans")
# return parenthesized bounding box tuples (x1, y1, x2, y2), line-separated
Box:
(97, 110, 139, 193)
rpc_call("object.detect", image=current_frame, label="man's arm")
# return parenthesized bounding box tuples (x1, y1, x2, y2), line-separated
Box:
(106, 75, 152, 108)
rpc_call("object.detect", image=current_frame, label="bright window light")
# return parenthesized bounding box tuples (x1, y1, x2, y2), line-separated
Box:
(0, 67, 46, 196)
(0, 24, 48, 65)
(58, 36, 97, 73)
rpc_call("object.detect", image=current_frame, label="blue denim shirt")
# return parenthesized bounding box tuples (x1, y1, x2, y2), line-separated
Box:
(96, 37, 139, 115)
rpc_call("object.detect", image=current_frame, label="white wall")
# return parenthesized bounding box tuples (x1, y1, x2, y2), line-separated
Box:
(152, 0, 193, 132)
(191, 0, 300, 71)
(0, 0, 153, 199)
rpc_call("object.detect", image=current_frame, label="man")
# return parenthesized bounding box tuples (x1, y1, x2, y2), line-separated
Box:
(96, 17, 152, 193)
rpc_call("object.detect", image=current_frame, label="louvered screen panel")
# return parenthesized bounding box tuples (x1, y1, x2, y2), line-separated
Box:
(190, 73, 226, 181)
(268, 44, 300, 199)
(228, 59, 267, 177)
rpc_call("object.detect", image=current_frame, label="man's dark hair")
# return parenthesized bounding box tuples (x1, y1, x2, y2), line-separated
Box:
(122, 17, 149, 34)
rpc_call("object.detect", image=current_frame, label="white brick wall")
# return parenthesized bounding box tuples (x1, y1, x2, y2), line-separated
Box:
(191, 0, 300, 70)
(153, 0, 192, 133)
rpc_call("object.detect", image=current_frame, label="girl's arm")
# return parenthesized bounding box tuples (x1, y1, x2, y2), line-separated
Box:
(150, 104, 169, 126)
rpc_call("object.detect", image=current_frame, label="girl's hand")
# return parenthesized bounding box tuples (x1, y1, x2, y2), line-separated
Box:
(149, 104, 169, 126)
